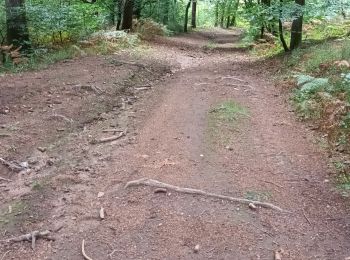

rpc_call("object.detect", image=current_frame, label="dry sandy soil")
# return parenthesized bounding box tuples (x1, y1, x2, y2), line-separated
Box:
(0, 28, 349, 260)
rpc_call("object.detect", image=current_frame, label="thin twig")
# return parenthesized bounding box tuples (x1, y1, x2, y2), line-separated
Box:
(220, 76, 247, 83)
(260, 179, 284, 188)
(102, 129, 124, 133)
(82, 239, 94, 260)
(302, 209, 312, 225)
(92, 131, 125, 144)
(125, 178, 288, 212)
(1, 251, 10, 260)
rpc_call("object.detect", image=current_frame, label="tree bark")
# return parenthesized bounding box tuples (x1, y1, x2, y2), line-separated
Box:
(191, 0, 197, 28)
(184, 0, 191, 32)
(226, 16, 230, 28)
(214, 2, 219, 27)
(116, 0, 122, 30)
(279, 0, 289, 51)
(121, 0, 133, 30)
(5, 0, 31, 50)
(290, 0, 305, 50)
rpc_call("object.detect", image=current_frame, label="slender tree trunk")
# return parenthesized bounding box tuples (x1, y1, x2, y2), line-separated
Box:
(5, 0, 31, 50)
(163, 0, 169, 24)
(220, 2, 225, 28)
(116, 0, 123, 30)
(226, 16, 230, 28)
(279, 0, 289, 51)
(214, 2, 219, 27)
(290, 0, 305, 50)
(184, 0, 191, 32)
(191, 0, 197, 28)
(121, 0, 133, 30)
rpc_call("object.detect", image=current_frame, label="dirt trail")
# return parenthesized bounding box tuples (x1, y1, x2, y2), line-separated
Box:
(0, 28, 350, 260)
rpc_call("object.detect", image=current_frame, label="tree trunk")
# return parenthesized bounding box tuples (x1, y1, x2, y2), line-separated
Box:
(116, 0, 122, 30)
(279, 0, 289, 51)
(214, 2, 218, 27)
(191, 0, 197, 28)
(226, 16, 230, 28)
(121, 0, 133, 30)
(5, 0, 31, 50)
(220, 3, 225, 28)
(133, 0, 141, 19)
(290, 0, 305, 50)
(184, 0, 191, 32)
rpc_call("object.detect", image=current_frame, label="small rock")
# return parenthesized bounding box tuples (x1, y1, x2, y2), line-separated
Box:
(37, 147, 47, 152)
(19, 161, 29, 168)
(97, 192, 105, 198)
(200, 154, 204, 157)
(194, 244, 200, 253)
(47, 159, 54, 166)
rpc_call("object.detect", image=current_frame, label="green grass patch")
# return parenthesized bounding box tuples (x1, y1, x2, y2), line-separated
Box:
(0, 200, 28, 229)
(206, 100, 249, 146)
(209, 100, 248, 122)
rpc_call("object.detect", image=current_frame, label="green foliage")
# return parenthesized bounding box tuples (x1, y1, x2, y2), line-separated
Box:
(286, 39, 350, 72)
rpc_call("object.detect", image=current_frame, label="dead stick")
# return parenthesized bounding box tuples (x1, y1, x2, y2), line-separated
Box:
(125, 178, 288, 212)
(94, 132, 125, 144)
(260, 179, 283, 188)
(0, 251, 10, 260)
(82, 239, 94, 260)
(102, 129, 124, 133)
(302, 209, 312, 225)
(7, 230, 54, 249)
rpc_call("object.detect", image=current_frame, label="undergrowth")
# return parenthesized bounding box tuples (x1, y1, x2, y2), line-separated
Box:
(279, 33, 350, 194)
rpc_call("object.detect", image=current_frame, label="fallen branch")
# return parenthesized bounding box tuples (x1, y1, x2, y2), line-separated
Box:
(125, 178, 287, 212)
(0, 158, 24, 172)
(7, 230, 54, 249)
(302, 209, 312, 225)
(92, 131, 125, 144)
(82, 239, 94, 260)
(0, 251, 10, 260)
(102, 129, 124, 133)
(135, 85, 152, 91)
(220, 76, 247, 83)
(225, 83, 254, 89)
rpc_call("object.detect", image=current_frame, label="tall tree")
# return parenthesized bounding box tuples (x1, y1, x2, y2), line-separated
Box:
(191, 0, 197, 28)
(290, 0, 305, 50)
(121, 0, 133, 29)
(5, 0, 31, 50)
(184, 0, 191, 32)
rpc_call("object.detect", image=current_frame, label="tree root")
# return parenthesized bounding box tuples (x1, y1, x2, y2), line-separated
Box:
(0, 158, 24, 172)
(82, 239, 94, 260)
(125, 178, 287, 212)
(7, 230, 55, 249)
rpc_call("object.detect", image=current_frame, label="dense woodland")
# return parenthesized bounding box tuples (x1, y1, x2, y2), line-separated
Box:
(0, 0, 349, 54)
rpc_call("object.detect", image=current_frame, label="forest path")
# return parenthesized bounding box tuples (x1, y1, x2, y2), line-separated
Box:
(0, 28, 349, 259)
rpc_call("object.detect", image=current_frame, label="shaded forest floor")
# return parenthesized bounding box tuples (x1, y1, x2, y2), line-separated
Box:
(0, 28, 349, 259)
